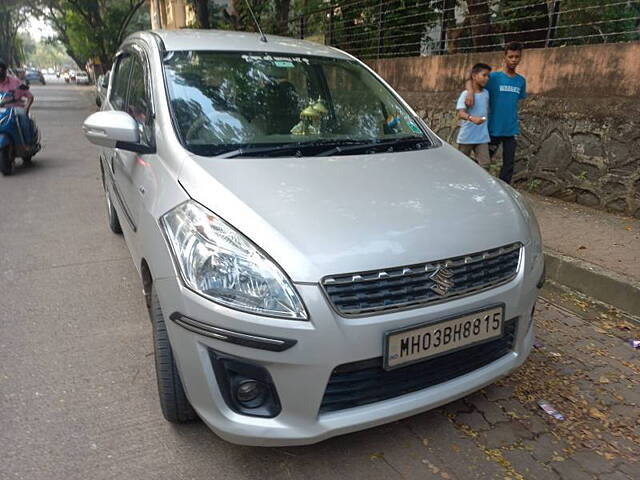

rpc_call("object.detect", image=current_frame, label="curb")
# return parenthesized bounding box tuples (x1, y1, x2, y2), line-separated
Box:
(543, 249, 640, 317)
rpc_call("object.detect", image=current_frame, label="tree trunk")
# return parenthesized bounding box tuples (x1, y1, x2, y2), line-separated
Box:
(194, 0, 210, 29)
(274, 0, 290, 36)
(117, 0, 147, 44)
(467, 0, 492, 52)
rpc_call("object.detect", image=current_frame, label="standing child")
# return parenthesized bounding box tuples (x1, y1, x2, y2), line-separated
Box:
(455, 63, 492, 168)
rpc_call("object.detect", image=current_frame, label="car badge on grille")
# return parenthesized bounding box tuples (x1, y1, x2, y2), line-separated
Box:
(429, 266, 455, 296)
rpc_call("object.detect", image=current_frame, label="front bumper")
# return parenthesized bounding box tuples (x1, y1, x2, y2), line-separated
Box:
(155, 249, 542, 446)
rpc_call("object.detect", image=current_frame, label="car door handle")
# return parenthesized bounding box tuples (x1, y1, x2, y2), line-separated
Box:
(138, 185, 145, 195)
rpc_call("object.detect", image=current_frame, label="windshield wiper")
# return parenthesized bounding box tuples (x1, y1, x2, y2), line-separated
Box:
(314, 136, 430, 157)
(217, 140, 365, 159)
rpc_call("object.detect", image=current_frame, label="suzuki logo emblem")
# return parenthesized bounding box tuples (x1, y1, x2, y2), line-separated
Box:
(429, 266, 455, 296)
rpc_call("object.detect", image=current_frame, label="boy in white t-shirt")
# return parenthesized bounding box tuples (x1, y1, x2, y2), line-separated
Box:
(455, 63, 491, 168)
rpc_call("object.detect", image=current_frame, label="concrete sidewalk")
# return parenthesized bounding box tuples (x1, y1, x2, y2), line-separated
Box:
(525, 193, 640, 317)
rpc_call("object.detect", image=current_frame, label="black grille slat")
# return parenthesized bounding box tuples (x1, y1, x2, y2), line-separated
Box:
(323, 244, 521, 316)
(320, 319, 518, 413)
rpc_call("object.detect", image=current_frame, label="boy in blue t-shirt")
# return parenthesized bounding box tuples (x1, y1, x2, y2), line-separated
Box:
(466, 42, 527, 184)
(456, 63, 491, 168)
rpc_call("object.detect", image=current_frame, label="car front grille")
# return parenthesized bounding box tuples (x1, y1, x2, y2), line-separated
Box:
(322, 243, 521, 317)
(319, 318, 518, 413)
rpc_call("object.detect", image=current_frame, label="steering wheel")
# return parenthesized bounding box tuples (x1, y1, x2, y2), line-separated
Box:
(185, 113, 210, 143)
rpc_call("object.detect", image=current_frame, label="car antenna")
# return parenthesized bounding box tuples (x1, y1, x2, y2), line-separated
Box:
(243, 0, 267, 43)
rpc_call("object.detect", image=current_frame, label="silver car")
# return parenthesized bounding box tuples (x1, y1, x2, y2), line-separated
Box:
(83, 30, 543, 446)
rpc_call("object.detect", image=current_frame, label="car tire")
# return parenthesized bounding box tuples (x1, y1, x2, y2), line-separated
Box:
(101, 167, 122, 234)
(0, 147, 15, 176)
(149, 285, 198, 423)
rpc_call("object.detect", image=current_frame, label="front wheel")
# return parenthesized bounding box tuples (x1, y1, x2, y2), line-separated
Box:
(101, 167, 122, 234)
(0, 147, 15, 176)
(149, 286, 198, 423)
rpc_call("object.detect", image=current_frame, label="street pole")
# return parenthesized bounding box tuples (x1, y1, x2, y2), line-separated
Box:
(546, 0, 561, 48)
(300, 0, 307, 39)
(377, 0, 384, 59)
(329, 3, 335, 45)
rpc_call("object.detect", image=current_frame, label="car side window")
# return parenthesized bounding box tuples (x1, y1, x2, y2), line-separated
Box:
(110, 55, 133, 110)
(126, 54, 154, 146)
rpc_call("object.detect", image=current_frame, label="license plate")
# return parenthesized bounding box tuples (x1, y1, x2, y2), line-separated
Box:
(384, 305, 504, 370)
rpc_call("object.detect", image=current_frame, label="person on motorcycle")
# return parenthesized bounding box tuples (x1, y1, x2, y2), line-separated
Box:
(0, 58, 35, 142)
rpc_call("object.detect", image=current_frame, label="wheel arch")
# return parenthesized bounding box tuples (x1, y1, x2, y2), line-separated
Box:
(141, 258, 153, 310)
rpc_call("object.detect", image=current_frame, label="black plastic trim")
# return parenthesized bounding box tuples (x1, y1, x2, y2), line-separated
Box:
(536, 262, 546, 289)
(115, 140, 155, 154)
(208, 349, 281, 418)
(169, 312, 297, 352)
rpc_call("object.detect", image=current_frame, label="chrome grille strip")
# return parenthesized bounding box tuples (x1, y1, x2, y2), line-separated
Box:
(321, 243, 522, 317)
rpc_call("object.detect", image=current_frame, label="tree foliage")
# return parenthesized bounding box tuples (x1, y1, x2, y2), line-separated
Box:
(14, 0, 639, 69)
(219, 0, 640, 57)
(0, 1, 29, 66)
(25, 0, 149, 70)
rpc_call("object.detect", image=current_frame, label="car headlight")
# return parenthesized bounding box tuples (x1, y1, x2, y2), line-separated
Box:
(161, 201, 307, 320)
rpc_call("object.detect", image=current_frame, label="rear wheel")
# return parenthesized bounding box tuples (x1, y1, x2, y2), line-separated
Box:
(149, 285, 197, 423)
(0, 147, 15, 176)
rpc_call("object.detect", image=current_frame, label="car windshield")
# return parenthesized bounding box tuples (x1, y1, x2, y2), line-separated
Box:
(163, 51, 432, 157)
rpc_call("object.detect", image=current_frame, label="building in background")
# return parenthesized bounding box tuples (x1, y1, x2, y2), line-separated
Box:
(148, 0, 229, 29)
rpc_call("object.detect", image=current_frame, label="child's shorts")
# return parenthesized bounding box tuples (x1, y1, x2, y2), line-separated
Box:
(458, 143, 490, 167)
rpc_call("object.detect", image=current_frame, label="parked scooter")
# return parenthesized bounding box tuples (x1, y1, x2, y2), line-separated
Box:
(0, 89, 41, 175)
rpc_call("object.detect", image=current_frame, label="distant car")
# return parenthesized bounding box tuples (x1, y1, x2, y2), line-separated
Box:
(47, 67, 55, 74)
(76, 71, 91, 85)
(95, 71, 110, 107)
(25, 69, 45, 85)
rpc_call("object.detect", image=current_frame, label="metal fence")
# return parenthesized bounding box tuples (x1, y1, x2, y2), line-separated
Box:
(284, 0, 640, 59)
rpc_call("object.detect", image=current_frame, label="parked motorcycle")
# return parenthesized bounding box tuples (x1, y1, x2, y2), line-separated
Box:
(0, 89, 41, 175)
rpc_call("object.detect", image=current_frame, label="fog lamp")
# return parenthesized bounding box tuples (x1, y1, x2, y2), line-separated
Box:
(236, 380, 266, 407)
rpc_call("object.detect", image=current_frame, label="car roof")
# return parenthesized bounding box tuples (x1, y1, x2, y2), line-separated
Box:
(133, 30, 353, 60)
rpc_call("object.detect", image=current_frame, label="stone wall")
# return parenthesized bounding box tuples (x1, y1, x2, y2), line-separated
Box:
(368, 43, 640, 218)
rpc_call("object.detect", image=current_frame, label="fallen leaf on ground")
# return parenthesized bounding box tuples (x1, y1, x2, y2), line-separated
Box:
(598, 376, 610, 384)
(370, 452, 384, 460)
(589, 407, 607, 421)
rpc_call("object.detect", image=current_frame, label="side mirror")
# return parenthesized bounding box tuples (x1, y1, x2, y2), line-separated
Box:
(100, 78, 109, 88)
(83, 111, 153, 153)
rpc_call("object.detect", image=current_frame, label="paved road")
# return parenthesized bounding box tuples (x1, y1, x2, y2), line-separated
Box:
(1, 82, 639, 480)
